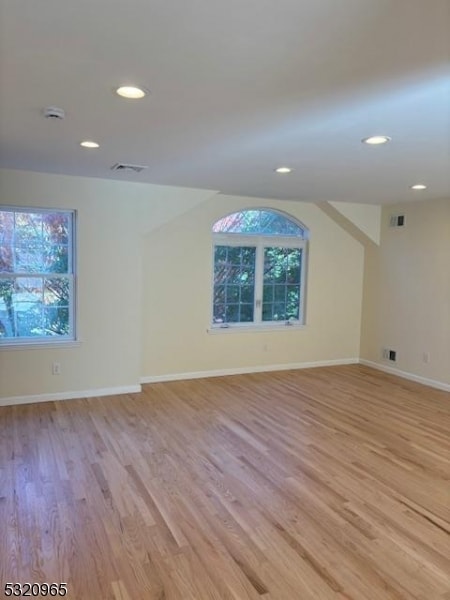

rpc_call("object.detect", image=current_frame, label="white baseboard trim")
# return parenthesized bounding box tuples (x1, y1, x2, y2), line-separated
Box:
(2, 359, 446, 406)
(359, 359, 450, 392)
(0, 384, 142, 407)
(140, 358, 359, 384)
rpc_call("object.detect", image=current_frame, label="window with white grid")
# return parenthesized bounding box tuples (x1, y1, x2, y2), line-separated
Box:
(0, 207, 76, 345)
(212, 209, 308, 329)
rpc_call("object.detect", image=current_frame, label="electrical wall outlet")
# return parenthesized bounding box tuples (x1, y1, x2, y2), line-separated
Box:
(52, 362, 61, 375)
(423, 352, 430, 364)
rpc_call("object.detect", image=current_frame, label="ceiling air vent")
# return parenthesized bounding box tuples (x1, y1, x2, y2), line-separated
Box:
(111, 163, 148, 173)
(389, 214, 405, 228)
(43, 106, 65, 120)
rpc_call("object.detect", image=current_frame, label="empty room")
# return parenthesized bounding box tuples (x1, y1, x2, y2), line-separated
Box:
(0, 1, 449, 599)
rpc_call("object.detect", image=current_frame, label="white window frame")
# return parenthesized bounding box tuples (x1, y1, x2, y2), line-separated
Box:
(211, 231, 308, 331)
(0, 205, 77, 348)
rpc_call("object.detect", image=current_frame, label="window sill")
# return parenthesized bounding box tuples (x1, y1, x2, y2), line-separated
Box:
(208, 324, 306, 334)
(0, 339, 82, 351)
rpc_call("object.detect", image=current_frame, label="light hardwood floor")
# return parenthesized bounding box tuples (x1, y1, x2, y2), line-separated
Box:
(1, 365, 449, 600)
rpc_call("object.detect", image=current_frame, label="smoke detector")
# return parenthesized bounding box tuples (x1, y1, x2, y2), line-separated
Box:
(43, 106, 65, 120)
(111, 163, 148, 173)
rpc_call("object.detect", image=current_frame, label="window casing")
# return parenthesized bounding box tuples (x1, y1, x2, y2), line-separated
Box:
(212, 209, 308, 329)
(0, 207, 76, 345)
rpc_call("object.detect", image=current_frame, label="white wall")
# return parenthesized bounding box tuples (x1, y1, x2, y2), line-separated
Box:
(0, 169, 365, 401)
(361, 198, 450, 386)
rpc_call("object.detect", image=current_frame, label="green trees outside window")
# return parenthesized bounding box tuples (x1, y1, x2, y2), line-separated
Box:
(212, 209, 307, 327)
(0, 208, 75, 342)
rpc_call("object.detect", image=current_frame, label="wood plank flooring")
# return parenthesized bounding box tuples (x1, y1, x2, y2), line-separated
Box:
(0, 365, 449, 599)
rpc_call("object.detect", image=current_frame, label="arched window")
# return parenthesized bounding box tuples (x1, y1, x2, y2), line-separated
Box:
(212, 209, 308, 328)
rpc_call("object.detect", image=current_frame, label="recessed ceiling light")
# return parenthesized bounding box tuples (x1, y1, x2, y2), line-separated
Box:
(410, 183, 427, 190)
(116, 86, 146, 99)
(80, 140, 99, 149)
(362, 135, 391, 145)
(275, 166, 292, 174)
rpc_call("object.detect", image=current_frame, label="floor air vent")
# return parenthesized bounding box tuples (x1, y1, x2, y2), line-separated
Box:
(111, 163, 148, 173)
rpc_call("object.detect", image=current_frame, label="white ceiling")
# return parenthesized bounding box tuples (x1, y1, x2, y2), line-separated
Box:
(1, 0, 449, 204)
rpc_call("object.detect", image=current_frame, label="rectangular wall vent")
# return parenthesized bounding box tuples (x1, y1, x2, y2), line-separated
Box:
(111, 163, 148, 173)
(389, 215, 405, 228)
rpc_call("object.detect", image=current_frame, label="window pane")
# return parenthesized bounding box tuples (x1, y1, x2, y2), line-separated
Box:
(44, 278, 70, 306)
(213, 245, 256, 323)
(0, 276, 71, 339)
(286, 285, 300, 320)
(263, 284, 273, 303)
(1, 211, 71, 275)
(239, 304, 254, 322)
(287, 248, 302, 283)
(0, 208, 74, 342)
(227, 247, 243, 265)
(225, 304, 240, 323)
(213, 209, 305, 237)
(15, 244, 44, 273)
(214, 246, 228, 262)
(241, 247, 256, 265)
(43, 306, 70, 336)
(273, 303, 287, 321)
(0, 279, 16, 337)
(262, 303, 273, 321)
(227, 266, 245, 284)
(213, 303, 226, 323)
(0, 277, 43, 338)
(226, 285, 240, 302)
(264, 247, 288, 283)
(214, 284, 226, 303)
(42, 213, 70, 245)
(43, 245, 69, 273)
(262, 247, 301, 322)
(240, 285, 254, 303)
(0, 212, 14, 272)
(15, 212, 43, 246)
(274, 285, 286, 302)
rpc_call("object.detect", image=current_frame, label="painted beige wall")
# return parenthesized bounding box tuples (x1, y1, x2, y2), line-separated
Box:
(0, 170, 365, 399)
(0, 169, 214, 399)
(142, 196, 364, 377)
(329, 201, 381, 245)
(2, 168, 447, 396)
(361, 198, 450, 385)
